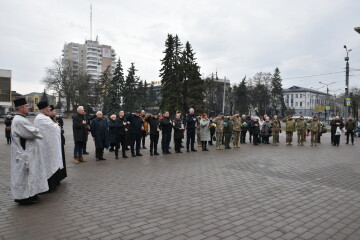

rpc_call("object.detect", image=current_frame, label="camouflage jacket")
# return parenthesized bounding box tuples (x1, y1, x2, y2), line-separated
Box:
(271, 120, 281, 133)
(308, 120, 321, 132)
(282, 118, 296, 132)
(296, 119, 307, 131)
(232, 116, 242, 132)
(213, 117, 224, 133)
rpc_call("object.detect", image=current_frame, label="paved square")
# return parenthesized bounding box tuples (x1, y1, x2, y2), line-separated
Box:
(1, 118, 360, 240)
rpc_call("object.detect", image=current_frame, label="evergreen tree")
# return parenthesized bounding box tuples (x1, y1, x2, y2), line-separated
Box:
(271, 67, 287, 116)
(182, 41, 204, 113)
(159, 34, 183, 115)
(234, 76, 249, 114)
(147, 84, 158, 109)
(41, 89, 48, 102)
(123, 63, 139, 113)
(108, 58, 124, 115)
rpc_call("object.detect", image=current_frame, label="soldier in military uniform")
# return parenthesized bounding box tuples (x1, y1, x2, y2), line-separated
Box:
(308, 116, 321, 146)
(213, 113, 224, 150)
(223, 116, 233, 149)
(282, 115, 296, 145)
(296, 116, 307, 146)
(232, 113, 241, 148)
(271, 116, 281, 146)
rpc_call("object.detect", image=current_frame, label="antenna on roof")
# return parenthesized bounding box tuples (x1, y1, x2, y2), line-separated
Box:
(90, 4, 92, 41)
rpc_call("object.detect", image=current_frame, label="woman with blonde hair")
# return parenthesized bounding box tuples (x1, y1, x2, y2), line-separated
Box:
(199, 113, 211, 151)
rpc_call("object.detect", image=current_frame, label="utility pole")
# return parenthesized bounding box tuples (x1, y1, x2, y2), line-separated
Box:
(222, 76, 226, 114)
(344, 45, 352, 118)
(318, 81, 335, 124)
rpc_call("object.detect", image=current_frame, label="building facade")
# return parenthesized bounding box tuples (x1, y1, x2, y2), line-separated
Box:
(23, 92, 56, 112)
(0, 69, 12, 115)
(283, 86, 332, 119)
(62, 39, 116, 81)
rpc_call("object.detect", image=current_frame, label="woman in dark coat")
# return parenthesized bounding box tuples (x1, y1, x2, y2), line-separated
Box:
(4, 115, 12, 144)
(251, 118, 260, 145)
(146, 113, 160, 156)
(91, 111, 109, 160)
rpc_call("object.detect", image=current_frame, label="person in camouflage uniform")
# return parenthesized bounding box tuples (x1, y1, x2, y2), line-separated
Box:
(213, 113, 224, 150)
(232, 113, 241, 148)
(308, 116, 321, 146)
(282, 115, 296, 145)
(296, 116, 307, 146)
(271, 116, 281, 146)
(223, 116, 233, 149)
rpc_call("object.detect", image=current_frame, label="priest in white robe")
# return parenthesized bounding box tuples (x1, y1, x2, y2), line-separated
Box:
(11, 98, 48, 205)
(34, 100, 63, 192)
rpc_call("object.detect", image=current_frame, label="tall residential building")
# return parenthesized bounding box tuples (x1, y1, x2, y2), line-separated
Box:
(0, 69, 12, 114)
(62, 39, 116, 81)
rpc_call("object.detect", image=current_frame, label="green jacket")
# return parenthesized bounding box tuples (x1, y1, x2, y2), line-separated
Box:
(308, 120, 321, 132)
(345, 120, 356, 132)
(213, 117, 224, 133)
(282, 118, 296, 132)
(296, 119, 307, 131)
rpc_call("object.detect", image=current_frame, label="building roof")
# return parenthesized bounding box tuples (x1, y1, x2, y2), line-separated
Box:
(283, 86, 328, 95)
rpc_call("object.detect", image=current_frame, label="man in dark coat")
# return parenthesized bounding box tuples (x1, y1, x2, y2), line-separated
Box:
(186, 108, 197, 152)
(108, 114, 120, 159)
(145, 113, 160, 156)
(173, 113, 185, 153)
(160, 111, 172, 154)
(117, 111, 129, 158)
(251, 118, 260, 145)
(4, 115, 12, 144)
(126, 110, 143, 157)
(91, 111, 109, 160)
(330, 116, 344, 146)
(72, 106, 89, 163)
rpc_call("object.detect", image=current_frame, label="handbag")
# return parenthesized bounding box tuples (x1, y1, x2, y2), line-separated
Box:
(335, 127, 341, 135)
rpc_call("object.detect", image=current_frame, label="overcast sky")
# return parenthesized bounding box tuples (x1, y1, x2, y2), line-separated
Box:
(1, 0, 360, 96)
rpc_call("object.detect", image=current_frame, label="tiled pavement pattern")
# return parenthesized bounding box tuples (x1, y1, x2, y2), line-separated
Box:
(1, 118, 360, 240)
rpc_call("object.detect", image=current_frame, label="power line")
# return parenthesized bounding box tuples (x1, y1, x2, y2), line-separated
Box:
(284, 71, 345, 81)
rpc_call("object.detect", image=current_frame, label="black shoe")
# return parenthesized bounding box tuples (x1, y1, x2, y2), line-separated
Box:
(142, 146, 147, 149)
(83, 152, 90, 155)
(181, 145, 184, 148)
(154, 152, 159, 155)
(176, 151, 183, 153)
(204, 148, 209, 151)
(136, 153, 143, 156)
(132, 153, 136, 157)
(99, 157, 106, 160)
(96, 157, 100, 161)
(150, 152, 153, 156)
(346, 142, 349, 144)
(166, 151, 172, 154)
(163, 151, 167, 154)
(115, 156, 119, 159)
(109, 149, 114, 152)
(126, 147, 130, 150)
(191, 149, 197, 152)
(123, 154, 128, 158)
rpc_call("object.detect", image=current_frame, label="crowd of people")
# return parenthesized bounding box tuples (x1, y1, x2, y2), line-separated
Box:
(71, 107, 359, 164)
(6, 97, 358, 206)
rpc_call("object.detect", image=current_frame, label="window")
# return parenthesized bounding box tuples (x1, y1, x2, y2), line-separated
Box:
(300, 102, 303, 107)
(0, 77, 10, 102)
(35, 98, 39, 104)
(291, 94, 293, 99)
(295, 94, 298, 98)
(300, 94, 302, 98)
(295, 102, 298, 107)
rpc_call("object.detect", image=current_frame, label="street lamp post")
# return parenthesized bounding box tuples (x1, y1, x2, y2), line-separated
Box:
(344, 45, 352, 119)
(318, 81, 335, 124)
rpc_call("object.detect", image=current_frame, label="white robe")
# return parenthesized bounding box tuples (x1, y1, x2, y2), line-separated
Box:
(11, 114, 49, 200)
(34, 113, 63, 179)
